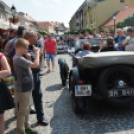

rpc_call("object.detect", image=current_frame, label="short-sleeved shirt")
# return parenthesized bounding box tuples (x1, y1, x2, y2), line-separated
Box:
(44, 39, 56, 54)
(76, 51, 94, 57)
(6, 37, 18, 58)
(125, 36, 134, 51)
(2, 37, 12, 49)
(37, 38, 44, 49)
(13, 55, 33, 92)
(7, 45, 40, 73)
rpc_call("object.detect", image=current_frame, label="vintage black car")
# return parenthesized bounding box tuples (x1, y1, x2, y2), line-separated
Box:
(58, 39, 134, 113)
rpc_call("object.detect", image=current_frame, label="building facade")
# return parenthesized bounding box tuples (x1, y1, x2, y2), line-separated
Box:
(0, 0, 12, 30)
(69, 0, 88, 31)
(19, 12, 39, 31)
(69, 0, 134, 32)
(38, 21, 66, 35)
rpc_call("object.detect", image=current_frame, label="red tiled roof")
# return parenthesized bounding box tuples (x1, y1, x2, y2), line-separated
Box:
(38, 21, 53, 27)
(38, 21, 65, 30)
(101, 7, 134, 27)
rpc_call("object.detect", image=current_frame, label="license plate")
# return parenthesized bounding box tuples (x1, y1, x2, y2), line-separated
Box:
(75, 85, 92, 96)
(108, 89, 134, 97)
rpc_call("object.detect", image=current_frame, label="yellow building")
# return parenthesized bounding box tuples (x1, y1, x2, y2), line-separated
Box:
(80, 0, 134, 31)
(86, 0, 134, 32)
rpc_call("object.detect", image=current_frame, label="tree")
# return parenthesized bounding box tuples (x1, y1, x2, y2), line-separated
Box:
(65, 30, 78, 35)
(116, 14, 134, 28)
(82, 26, 92, 34)
(61, 22, 65, 28)
(38, 29, 48, 36)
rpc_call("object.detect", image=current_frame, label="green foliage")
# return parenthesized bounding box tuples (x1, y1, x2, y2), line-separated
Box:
(116, 14, 134, 28)
(61, 22, 65, 28)
(82, 26, 92, 34)
(65, 30, 78, 35)
(38, 29, 48, 35)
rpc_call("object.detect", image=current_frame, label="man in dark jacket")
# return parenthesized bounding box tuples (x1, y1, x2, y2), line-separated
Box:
(101, 37, 118, 52)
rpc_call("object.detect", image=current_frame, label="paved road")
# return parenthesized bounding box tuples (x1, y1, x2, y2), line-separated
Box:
(5, 54, 134, 134)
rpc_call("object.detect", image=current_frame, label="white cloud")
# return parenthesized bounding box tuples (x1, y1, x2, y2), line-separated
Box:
(30, 0, 42, 6)
(51, 0, 61, 5)
(47, 4, 56, 9)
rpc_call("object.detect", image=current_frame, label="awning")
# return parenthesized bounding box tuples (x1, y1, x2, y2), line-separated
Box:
(0, 19, 9, 30)
(10, 24, 18, 29)
(0, 19, 18, 30)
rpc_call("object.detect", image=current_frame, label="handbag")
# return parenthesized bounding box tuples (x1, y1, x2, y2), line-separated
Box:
(3, 74, 14, 90)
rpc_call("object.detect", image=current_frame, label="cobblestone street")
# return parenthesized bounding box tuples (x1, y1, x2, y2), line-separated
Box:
(4, 54, 134, 134)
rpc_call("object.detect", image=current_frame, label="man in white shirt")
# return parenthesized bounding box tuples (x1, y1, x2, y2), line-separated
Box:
(122, 28, 134, 51)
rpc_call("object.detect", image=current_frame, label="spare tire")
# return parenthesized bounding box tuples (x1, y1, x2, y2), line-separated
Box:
(98, 65, 134, 106)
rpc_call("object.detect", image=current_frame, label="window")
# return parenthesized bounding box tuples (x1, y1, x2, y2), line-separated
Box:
(90, 14, 93, 23)
(120, 0, 125, 2)
(94, 12, 95, 21)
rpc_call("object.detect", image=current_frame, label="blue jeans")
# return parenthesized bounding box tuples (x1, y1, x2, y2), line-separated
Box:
(46, 53, 55, 62)
(118, 46, 125, 51)
(32, 72, 44, 121)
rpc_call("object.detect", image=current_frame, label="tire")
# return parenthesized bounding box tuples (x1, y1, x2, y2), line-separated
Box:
(70, 72, 83, 113)
(98, 65, 134, 106)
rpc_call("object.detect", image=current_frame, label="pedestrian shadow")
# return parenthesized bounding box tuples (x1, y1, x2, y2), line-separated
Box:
(5, 115, 16, 134)
(45, 84, 64, 92)
(49, 86, 134, 134)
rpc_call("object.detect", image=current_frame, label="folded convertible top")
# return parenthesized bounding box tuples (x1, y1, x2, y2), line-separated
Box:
(77, 51, 134, 69)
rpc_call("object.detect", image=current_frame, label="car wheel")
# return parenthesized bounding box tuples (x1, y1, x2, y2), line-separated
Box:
(70, 75, 82, 113)
(98, 65, 134, 106)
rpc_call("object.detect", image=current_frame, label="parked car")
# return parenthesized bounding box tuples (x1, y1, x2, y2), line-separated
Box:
(58, 39, 134, 113)
(57, 44, 68, 53)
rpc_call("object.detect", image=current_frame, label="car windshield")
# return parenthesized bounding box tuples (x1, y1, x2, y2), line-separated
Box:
(74, 39, 107, 51)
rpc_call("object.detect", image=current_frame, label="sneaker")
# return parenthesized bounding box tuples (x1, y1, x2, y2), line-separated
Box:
(25, 128, 38, 134)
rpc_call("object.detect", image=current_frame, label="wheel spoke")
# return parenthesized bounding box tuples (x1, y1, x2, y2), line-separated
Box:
(106, 69, 134, 90)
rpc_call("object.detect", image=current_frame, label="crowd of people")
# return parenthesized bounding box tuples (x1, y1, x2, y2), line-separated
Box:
(62, 27, 134, 53)
(0, 26, 57, 134)
(0, 26, 134, 134)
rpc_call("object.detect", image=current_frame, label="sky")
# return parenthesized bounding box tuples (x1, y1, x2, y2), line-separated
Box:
(3, 0, 85, 27)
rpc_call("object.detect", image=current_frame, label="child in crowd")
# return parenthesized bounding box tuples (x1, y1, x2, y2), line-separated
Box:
(13, 38, 40, 134)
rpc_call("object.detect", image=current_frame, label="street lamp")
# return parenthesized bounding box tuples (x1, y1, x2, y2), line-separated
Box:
(11, 5, 16, 24)
(113, 14, 116, 34)
(55, 26, 58, 36)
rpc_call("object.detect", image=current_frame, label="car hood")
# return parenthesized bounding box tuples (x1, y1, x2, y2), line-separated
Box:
(77, 51, 134, 69)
